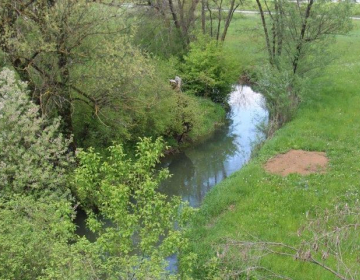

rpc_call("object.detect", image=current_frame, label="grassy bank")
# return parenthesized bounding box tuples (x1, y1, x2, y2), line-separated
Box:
(187, 97, 226, 141)
(165, 95, 226, 150)
(187, 17, 360, 279)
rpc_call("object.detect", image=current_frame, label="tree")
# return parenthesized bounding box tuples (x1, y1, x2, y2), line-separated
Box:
(0, 67, 89, 280)
(0, 68, 73, 196)
(1, 0, 194, 148)
(181, 35, 238, 103)
(73, 137, 196, 279)
(254, 65, 305, 134)
(255, 0, 352, 75)
(0, 0, 126, 141)
(253, 0, 352, 133)
(202, 0, 241, 42)
(0, 68, 195, 279)
(71, 35, 181, 147)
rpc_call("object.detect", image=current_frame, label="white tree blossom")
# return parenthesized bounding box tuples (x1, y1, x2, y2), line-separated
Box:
(0, 68, 73, 196)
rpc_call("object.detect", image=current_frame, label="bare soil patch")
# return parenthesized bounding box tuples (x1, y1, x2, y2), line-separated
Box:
(264, 150, 328, 176)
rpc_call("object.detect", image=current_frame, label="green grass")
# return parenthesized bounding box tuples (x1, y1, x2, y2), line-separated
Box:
(351, 4, 360, 17)
(188, 96, 226, 141)
(237, 1, 360, 17)
(238, 0, 259, 11)
(224, 13, 266, 73)
(187, 17, 360, 279)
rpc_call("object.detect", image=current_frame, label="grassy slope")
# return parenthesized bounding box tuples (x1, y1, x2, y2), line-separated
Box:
(188, 96, 226, 141)
(188, 16, 360, 279)
(224, 13, 266, 74)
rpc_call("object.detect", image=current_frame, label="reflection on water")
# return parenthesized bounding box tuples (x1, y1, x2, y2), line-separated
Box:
(75, 85, 268, 266)
(159, 85, 268, 207)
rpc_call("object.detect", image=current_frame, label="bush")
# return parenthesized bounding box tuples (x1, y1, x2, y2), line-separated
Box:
(181, 35, 238, 103)
(73, 137, 196, 279)
(0, 195, 77, 280)
(0, 68, 73, 196)
(255, 66, 307, 136)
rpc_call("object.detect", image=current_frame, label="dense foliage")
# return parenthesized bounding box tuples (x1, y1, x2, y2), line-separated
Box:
(181, 35, 238, 103)
(0, 68, 194, 279)
(0, 68, 77, 279)
(0, 68, 73, 196)
(0, 195, 76, 280)
(0, 0, 237, 275)
(74, 138, 196, 279)
(3, 0, 357, 279)
(0, 0, 228, 149)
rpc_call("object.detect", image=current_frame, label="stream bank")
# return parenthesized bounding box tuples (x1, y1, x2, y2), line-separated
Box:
(159, 85, 268, 207)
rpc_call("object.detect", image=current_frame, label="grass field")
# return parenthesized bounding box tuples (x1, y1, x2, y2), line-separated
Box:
(237, 1, 360, 17)
(187, 16, 360, 279)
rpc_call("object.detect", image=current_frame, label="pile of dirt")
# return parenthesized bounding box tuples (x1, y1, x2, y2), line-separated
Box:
(264, 150, 328, 176)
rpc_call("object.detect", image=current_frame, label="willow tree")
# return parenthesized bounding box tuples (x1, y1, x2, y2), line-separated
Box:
(0, 0, 124, 139)
(1, 0, 185, 147)
(0, 67, 76, 279)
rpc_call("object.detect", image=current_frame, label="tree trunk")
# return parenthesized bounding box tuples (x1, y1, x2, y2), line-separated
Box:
(186, 0, 200, 43)
(221, 0, 238, 41)
(57, 14, 76, 149)
(276, 1, 284, 57)
(216, 0, 223, 41)
(58, 53, 73, 135)
(206, 1, 213, 37)
(177, 0, 186, 35)
(12, 58, 39, 104)
(168, 0, 182, 30)
(168, 0, 187, 45)
(201, 0, 206, 34)
(256, 0, 273, 65)
(292, 0, 314, 74)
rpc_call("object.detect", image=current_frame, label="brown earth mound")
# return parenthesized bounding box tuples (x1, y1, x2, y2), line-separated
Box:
(264, 150, 328, 176)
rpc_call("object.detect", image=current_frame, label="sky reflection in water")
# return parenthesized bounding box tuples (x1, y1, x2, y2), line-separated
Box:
(159, 85, 269, 208)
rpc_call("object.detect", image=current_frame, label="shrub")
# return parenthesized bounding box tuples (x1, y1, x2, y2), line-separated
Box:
(0, 68, 73, 196)
(255, 66, 307, 136)
(181, 35, 238, 103)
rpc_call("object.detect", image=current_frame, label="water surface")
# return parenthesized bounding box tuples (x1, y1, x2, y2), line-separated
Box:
(75, 85, 268, 246)
(159, 85, 268, 207)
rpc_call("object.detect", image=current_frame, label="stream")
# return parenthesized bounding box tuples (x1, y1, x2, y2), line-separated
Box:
(159, 85, 268, 207)
(158, 84, 268, 271)
(75, 85, 268, 267)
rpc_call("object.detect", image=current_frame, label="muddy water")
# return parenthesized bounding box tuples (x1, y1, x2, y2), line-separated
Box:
(159, 85, 268, 207)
